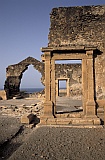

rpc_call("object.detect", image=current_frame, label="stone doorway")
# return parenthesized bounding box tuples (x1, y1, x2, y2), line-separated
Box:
(58, 79, 67, 97)
(40, 46, 100, 125)
(56, 78, 70, 97)
(55, 62, 82, 115)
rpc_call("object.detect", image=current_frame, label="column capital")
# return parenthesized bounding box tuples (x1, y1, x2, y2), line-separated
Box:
(44, 51, 51, 60)
(41, 51, 51, 61)
(86, 50, 93, 58)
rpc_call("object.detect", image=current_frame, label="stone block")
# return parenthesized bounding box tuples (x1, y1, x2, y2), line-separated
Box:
(0, 90, 7, 100)
(56, 118, 72, 125)
(47, 118, 56, 125)
(21, 114, 35, 124)
(93, 118, 101, 125)
(43, 101, 53, 116)
(104, 106, 105, 126)
(86, 101, 96, 116)
(72, 118, 94, 125)
(40, 118, 47, 125)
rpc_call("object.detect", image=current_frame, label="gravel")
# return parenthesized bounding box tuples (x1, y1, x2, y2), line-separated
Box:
(7, 126, 105, 160)
(0, 115, 21, 144)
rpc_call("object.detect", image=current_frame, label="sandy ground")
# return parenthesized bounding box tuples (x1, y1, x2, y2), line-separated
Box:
(0, 98, 105, 160)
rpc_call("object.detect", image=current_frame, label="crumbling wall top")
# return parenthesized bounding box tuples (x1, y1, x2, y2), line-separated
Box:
(48, 5, 105, 51)
(6, 56, 44, 77)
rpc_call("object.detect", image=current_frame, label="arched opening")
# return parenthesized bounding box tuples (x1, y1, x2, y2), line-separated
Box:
(20, 65, 44, 94)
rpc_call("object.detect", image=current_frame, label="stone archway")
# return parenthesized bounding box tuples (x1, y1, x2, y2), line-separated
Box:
(4, 57, 44, 99)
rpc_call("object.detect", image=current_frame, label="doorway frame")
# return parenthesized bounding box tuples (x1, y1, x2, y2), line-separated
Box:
(56, 78, 70, 97)
(40, 46, 100, 125)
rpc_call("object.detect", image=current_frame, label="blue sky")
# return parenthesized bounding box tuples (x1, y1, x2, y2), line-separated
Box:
(0, 0, 105, 89)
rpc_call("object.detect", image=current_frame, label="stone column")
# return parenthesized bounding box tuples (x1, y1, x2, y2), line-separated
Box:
(67, 79, 70, 97)
(56, 80, 58, 97)
(51, 59, 56, 114)
(82, 58, 88, 115)
(86, 50, 96, 117)
(43, 52, 53, 117)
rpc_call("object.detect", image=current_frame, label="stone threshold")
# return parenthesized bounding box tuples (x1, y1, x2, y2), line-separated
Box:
(40, 117, 101, 126)
(55, 112, 83, 118)
(37, 124, 103, 128)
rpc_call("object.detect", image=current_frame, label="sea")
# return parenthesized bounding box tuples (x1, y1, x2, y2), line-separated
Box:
(20, 88, 44, 93)
(0, 88, 44, 94)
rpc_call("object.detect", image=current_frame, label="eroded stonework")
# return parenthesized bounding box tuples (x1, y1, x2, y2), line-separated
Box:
(4, 57, 44, 99)
(4, 5, 105, 125)
(40, 5, 105, 125)
(48, 5, 105, 100)
(5, 57, 82, 99)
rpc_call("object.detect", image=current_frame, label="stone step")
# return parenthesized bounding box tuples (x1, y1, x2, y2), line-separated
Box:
(56, 113, 82, 118)
(97, 107, 104, 113)
(40, 117, 101, 125)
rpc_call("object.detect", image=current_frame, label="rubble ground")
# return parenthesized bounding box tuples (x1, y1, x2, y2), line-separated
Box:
(0, 98, 105, 160)
(0, 98, 44, 118)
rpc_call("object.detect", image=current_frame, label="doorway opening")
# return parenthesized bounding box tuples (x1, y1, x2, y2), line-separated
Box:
(55, 60, 83, 114)
(58, 79, 67, 97)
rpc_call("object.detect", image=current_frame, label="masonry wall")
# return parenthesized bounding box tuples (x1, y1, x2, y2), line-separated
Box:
(5, 57, 82, 99)
(4, 57, 44, 99)
(48, 5, 105, 100)
(55, 63, 82, 97)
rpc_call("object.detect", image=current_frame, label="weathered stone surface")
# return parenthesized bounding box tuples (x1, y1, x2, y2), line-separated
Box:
(4, 57, 45, 99)
(4, 57, 82, 99)
(48, 5, 105, 49)
(40, 5, 105, 125)
(21, 114, 35, 124)
(0, 98, 44, 119)
(3, 5, 105, 126)
(0, 90, 7, 100)
(48, 5, 105, 100)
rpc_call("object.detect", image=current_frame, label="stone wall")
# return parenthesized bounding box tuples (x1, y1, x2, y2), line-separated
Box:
(55, 63, 81, 84)
(4, 57, 82, 99)
(4, 57, 44, 99)
(55, 63, 82, 97)
(48, 5, 105, 100)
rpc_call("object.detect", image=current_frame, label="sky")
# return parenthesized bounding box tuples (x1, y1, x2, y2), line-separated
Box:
(0, 0, 105, 89)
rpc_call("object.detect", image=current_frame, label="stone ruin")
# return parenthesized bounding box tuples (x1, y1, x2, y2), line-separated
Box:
(4, 57, 82, 99)
(40, 5, 105, 125)
(4, 5, 105, 126)
(4, 57, 44, 99)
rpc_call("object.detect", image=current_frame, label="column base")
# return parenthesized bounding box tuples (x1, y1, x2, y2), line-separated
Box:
(86, 100, 96, 116)
(42, 100, 53, 117)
